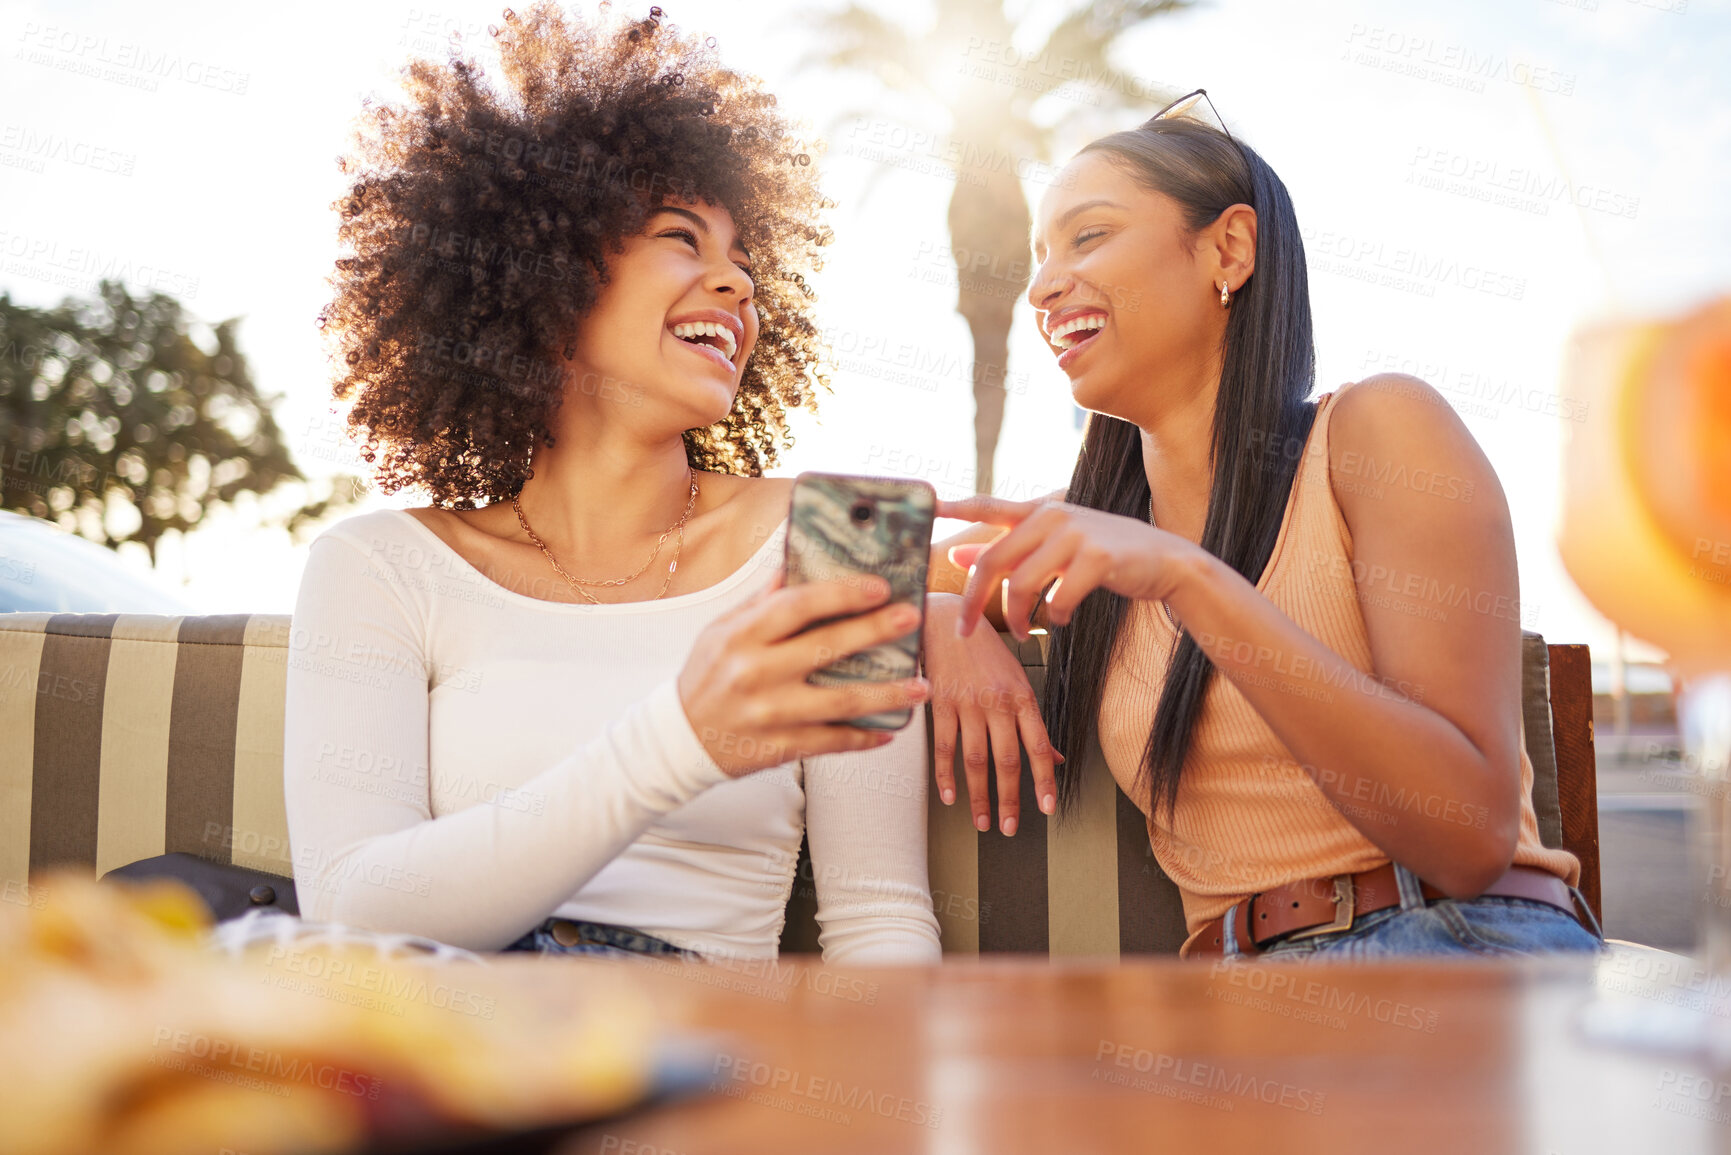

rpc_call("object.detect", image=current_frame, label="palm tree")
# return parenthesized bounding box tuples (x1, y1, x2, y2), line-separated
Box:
(805, 0, 1190, 494)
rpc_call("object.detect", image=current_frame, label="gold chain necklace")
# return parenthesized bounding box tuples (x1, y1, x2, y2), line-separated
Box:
(1147, 495, 1182, 634)
(512, 469, 699, 604)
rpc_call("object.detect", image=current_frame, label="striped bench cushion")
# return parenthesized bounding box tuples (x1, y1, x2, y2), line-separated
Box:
(0, 613, 1569, 958)
(1, 613, 294, 891)
(896, 629, 1572, 956)
(919, 634, 1189, 956)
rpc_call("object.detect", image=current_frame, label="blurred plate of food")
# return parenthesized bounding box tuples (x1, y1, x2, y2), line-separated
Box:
(0, 872, 724, 1155)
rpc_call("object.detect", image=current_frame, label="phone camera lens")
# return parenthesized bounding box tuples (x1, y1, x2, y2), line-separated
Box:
(850, 503, 873, 523)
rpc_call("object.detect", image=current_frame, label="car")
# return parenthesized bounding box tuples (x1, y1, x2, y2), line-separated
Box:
(0, 510, 196, 613)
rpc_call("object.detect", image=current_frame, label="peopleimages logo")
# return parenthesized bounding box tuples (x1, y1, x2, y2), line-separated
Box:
(0, 229, 200, 299)
(1093, 1041, 1327, 1115)
(259, 945, 497, 1020)
(1205, 961, 1442, 1032)
(1341, 25, 1576, 96)
(709, 1055, 943, 1129)
(14, 23, 250, 94)
(150, 1029, 382, 1098)
(1301, 226, 1526, 301)
(1406, 146, 1640, 221)
(0, 124, 136, 175)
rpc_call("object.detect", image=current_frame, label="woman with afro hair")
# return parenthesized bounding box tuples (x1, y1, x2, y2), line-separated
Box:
(284, 3, 941, 962)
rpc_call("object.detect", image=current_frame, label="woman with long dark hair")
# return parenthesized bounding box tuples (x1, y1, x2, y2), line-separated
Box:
(928, 98, 1600, 959)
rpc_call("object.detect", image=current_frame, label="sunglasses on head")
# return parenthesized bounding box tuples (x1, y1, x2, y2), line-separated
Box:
(1143, 88, 1234, 145)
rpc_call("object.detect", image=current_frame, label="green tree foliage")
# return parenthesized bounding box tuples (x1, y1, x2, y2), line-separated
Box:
(0, 280, 360, 561)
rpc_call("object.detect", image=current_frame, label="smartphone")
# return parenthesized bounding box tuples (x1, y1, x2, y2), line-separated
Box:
(784, 472, 937, 731)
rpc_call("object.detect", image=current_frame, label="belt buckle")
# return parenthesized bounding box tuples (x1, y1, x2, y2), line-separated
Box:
(1285, 874, 1356, 942)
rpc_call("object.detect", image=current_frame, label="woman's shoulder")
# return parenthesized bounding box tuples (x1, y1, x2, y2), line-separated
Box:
(1323, 373, 1501, 521)
(1326, 373, 1462, 445)
(303, 508, 471, 588)
(307, 507, 424, 556)
(294, 509, 444, 623)
(1325, 374, 1477, 470)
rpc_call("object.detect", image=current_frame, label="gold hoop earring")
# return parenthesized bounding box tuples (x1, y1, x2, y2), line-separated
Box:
(1219, 281, 1231, 308)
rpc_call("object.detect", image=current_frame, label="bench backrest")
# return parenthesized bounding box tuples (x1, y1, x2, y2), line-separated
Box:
(0, 613, 1595, 953)
(783, 632, 1598, 954)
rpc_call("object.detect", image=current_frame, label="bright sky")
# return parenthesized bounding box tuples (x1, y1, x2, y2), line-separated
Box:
(2, 0, 1726, 671)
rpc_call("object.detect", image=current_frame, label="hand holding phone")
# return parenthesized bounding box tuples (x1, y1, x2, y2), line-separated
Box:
(677, 570, 930, 776)
(783, 472, 937, 730)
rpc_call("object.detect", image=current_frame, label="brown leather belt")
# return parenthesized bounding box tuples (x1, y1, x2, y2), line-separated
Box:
(1188, 862, 1579, 959)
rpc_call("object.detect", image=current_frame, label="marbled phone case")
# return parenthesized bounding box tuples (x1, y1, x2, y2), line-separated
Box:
(784, 472, 936, 730)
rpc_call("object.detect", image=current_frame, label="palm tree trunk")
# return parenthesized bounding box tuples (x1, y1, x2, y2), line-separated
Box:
(963, 312, 1012, 496)
(947, 154, 1030, 496)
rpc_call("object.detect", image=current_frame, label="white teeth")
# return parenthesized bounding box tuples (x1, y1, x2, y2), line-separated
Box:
(671, 320, 738, 361)
(1048, 314, 1107, 350)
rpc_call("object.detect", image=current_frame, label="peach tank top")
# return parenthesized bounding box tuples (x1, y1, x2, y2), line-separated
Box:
(1096, 386, 1581, 946)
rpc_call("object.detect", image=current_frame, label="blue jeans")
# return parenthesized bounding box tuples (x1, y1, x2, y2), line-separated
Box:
(501, 918, 704, 960)
(1220, 864, 1605, 961)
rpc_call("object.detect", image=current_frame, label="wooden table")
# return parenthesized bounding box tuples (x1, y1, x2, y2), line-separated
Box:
(461, 951, 1725, 1155)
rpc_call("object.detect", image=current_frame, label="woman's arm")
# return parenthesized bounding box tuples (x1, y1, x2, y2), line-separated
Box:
(927, 487, 1068, 628)
(283, 532, 730, 952)
(1236, 374, 1523, 895)
(802, 716, 941, 964)
(919, 487, 1068, 837)
(945, 378, 1526, 897)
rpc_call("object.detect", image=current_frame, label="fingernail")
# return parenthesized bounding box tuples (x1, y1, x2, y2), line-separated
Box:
(1002, 816, 1017, 837)
(907, 680, 930, 702)
(1041, 794, 1055, 814)
(974, 814, 989, 832)
(893, 605, 920, 627)
(1054, 752, 1066, 763)
(942, 787, 955, 805)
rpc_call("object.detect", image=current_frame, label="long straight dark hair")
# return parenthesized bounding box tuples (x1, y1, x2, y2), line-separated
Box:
(1044, 117, 1317, 821)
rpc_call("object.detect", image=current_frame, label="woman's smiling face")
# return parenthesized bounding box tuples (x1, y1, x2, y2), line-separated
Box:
(1027, 150, 1239, 424)
(566, 198, 759, 430)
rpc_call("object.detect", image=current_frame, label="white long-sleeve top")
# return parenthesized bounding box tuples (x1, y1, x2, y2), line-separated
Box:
(282, 509, 940, 963)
